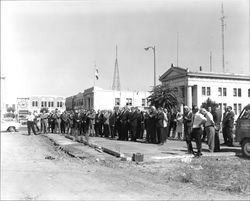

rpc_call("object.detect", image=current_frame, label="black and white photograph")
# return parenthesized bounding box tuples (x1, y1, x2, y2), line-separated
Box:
(1, 0, 249, 200)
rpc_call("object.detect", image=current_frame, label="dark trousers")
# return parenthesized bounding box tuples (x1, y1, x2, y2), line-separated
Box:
(191, 127, 202, 154)
(104, 124, 110, 137)
(214, 131, 220, 152)
(226, 127, 233, 145)
(117, 125, 122, 140)
(61, 121, 66, 134)
(156, 127, 163, 144)
(121, 123, 128, 140)
(130, 124, 137, 141)
(184, 125, 193, 153)
(222, 126, 228, 144)
(110, 125, 115, 138)
(27, 121, 36, 135)
(162, 126, 168, 143)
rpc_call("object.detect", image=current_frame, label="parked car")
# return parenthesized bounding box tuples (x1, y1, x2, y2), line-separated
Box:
(235, 104, 250, 158)
(1, 118, 21, 132)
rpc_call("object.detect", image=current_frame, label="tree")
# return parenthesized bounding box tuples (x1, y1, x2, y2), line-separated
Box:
(40, 107, 49, 113)
(147, 84, 182, 111)
(201, 98, 218, 115)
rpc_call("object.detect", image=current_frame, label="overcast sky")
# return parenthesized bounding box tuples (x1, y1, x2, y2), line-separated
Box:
(1, 0, 249, 103)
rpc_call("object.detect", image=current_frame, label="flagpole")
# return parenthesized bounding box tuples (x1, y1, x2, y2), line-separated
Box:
(94, 62, 96, 87)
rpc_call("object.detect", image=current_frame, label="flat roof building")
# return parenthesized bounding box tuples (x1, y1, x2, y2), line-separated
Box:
(159, 65, 250, 116)
(65, 86, 150, 111)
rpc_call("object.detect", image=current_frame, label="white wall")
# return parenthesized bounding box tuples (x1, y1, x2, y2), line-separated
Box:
(93, 89, 150, 110)
(189, 77, 250, 117)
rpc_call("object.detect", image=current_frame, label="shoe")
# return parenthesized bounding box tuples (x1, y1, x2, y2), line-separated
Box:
(195, 153, 203, 157)
(187, 150, 194, 155)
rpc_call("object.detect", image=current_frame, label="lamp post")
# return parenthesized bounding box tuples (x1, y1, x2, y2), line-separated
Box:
(144, 46, 156, 88)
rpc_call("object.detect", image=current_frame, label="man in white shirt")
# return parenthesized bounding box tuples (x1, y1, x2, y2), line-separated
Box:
(200, 108, 215, 152)
(192, 106, 207, 157)
(26, 111, 37, 135)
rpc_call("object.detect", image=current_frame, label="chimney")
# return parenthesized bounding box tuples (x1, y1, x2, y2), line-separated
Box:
(171, 63, 174, 68)
(199, 66, 202, 71)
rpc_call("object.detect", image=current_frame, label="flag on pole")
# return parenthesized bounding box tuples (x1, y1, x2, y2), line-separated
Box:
(95, 68, 99, 80)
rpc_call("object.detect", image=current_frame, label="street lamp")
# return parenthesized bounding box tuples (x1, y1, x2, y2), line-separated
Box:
(144, 46, 156, 88)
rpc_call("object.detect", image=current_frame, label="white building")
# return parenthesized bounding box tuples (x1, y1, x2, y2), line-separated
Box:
(159, 66, 250, 117)
(66, 86, 151, 111)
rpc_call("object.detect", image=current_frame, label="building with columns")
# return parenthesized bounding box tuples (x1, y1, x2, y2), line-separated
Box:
(65, 86, 150, 111)
(159, 66, 250, 116)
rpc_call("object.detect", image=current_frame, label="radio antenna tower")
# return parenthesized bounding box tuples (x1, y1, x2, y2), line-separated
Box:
(220, 3, 226, 72)
(112, 45, 121, 91)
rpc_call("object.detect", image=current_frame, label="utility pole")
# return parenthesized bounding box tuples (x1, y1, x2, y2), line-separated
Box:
(177, 32, 179, 67)
(220, 3, 226, 72)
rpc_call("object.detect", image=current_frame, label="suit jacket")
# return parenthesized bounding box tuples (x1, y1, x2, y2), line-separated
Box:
(121, 110, 130, 125)
(223, 111, 235, 128)
(155, 112, 164, 128)
(183, 111, 193, 127)
(129, 111, 138, 126)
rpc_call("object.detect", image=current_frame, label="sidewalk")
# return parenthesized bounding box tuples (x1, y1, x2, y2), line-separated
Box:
(44, 133, 242, 162)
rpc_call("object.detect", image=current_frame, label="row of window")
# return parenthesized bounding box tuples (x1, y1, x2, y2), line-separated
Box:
(32, 101, 64, 108)
(115, 98, 146, 107)
(202, 87, 250, 97)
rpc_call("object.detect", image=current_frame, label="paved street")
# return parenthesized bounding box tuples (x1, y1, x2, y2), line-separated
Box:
(1, 130, 249, 200)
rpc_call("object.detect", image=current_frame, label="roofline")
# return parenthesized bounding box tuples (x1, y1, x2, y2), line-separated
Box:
(159, 66, 250, 82)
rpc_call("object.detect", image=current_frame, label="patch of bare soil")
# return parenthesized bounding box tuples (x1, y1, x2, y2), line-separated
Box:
(98, 155, 250, 196)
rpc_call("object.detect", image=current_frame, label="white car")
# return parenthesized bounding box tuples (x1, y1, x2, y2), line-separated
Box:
(1, 118, 21, 132)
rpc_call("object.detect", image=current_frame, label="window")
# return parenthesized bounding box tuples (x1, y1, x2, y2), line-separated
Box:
(60, 102, 63, 107)
(142, 99, 146, 106)
(32, 101, 35, 107)
(233, 103, 237, 115)
(115, 98, 120, 106)
(238, 103, 242, 115)
(207, 87, 211, 96)
(126, 98, 132, 106)
(51, 102, 54, 107)
(223, 88, 227, 96)
(202, 87, 206, 96)
(48, 102, 51, 107)
(233, 88, 237, 96)
(238, 88, 241, 97)
(44, 101, 47, 107)
(248, 89, 250, 97)
(218, 88, 222, 96)
(57, 102, 60, 107)
(41, 101, 44, 107)
(35, 101, 38, 107)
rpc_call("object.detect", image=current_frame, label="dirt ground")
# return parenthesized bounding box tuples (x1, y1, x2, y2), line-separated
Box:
(1, 131, 249, 200)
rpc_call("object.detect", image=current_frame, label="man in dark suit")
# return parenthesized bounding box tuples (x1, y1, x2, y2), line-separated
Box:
(120, 106, 130, 141)
(222, 106, 235, 146)
(156, 107, 164, 144)
(148, 106, 157, 144)
(129, 107, 138, 141)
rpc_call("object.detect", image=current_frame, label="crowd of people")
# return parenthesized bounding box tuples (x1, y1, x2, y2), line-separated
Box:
(26, 104, 235, 157)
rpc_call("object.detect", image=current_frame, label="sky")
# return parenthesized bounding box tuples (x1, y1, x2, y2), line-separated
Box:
(1, 0, 249, 103)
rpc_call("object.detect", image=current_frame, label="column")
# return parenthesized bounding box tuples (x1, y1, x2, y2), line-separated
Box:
(187, 85, 192, 108)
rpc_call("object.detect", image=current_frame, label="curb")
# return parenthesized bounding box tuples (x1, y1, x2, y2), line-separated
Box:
(65, 135, 131, 160)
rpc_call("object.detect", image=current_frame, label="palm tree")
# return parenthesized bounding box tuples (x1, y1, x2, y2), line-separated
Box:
(147, 84, 182, 111)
